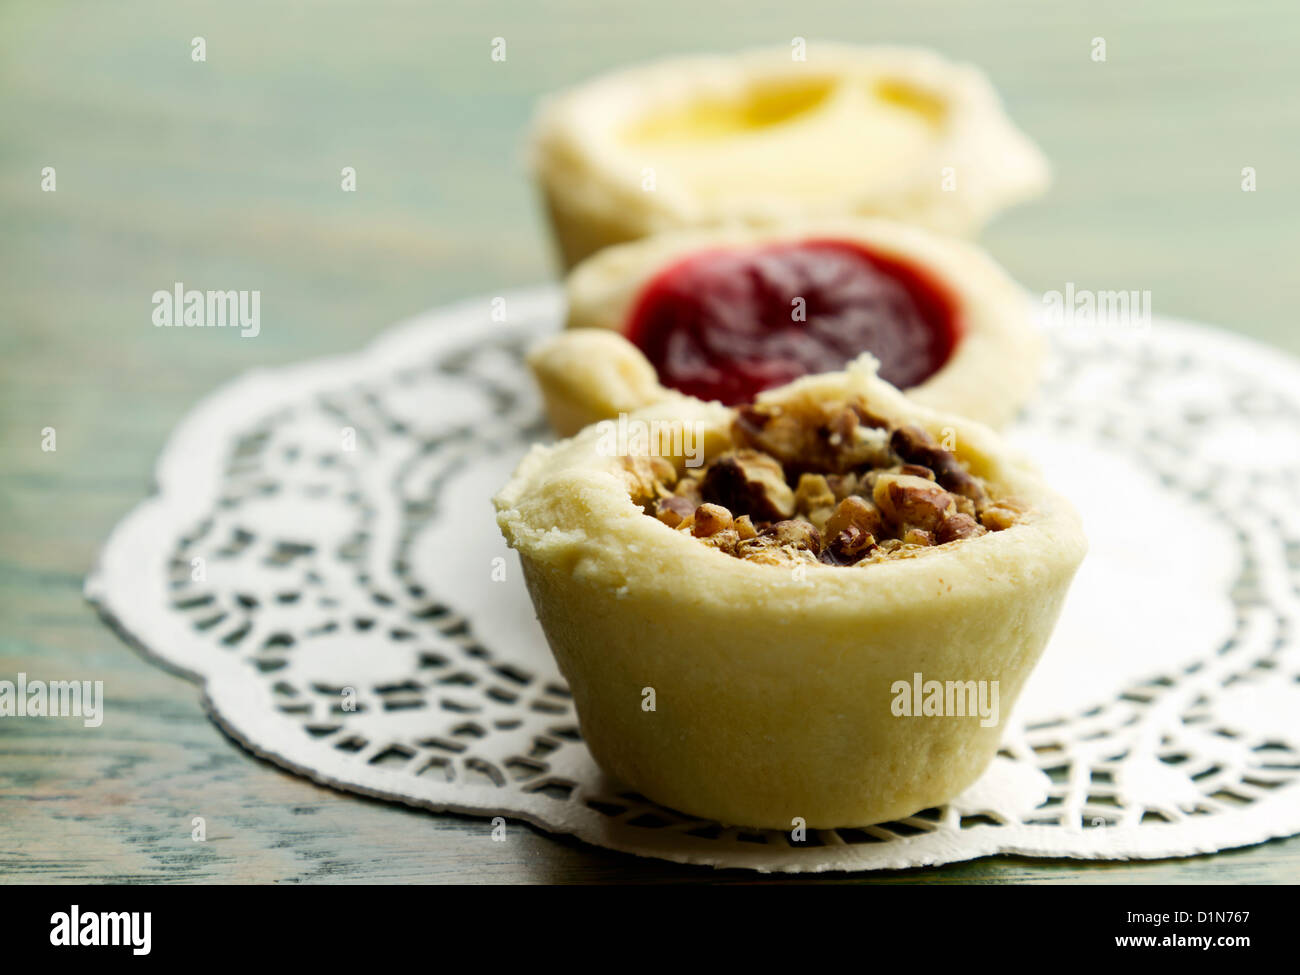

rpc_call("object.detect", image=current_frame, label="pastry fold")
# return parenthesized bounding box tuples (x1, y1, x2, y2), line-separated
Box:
(496, 357, 1084, 829)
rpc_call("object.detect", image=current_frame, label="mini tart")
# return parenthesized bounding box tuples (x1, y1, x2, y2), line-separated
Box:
(531, 218, 1039, 436)
(532, 45, 1049, 267)
(495, 356, 1085, 829)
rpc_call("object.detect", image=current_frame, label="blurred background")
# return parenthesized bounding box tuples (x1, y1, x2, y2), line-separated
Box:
(3, 0, 1298, 882)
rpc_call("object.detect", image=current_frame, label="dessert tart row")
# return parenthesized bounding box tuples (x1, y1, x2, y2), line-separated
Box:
(495, 357, 1085, 829)
(530, 218, 1041, 433)
(532, 45, 1048, 267)
(498, 46, 1075, 831)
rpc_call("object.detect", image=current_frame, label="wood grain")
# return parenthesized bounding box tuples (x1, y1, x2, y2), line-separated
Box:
(2, 0, 1298, 883)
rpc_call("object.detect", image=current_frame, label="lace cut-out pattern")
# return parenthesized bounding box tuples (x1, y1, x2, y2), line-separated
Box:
(88, 291, 1300, 871)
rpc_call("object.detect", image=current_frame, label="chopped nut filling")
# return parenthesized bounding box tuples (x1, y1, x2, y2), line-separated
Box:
(627, 398, 1027, 567)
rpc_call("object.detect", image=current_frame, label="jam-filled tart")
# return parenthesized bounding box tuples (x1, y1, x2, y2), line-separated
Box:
(531, 218, 1040, 434)
(531, 45, 1048, 267)
(495, 356, 1085, 829)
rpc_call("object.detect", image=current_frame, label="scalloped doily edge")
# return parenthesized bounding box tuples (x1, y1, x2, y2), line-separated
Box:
(84, 288, 1300, 873)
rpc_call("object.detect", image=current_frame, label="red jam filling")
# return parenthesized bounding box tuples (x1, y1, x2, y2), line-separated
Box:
(623, 240, 961, 406)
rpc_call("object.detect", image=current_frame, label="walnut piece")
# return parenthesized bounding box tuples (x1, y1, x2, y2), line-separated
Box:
(874, 473, 955, 535)
(824, 495, 883, 542)
(700, 449, 795, 522)
(794, 473, 838, 531)
(890, 425, 987, 504)
(979, 498, 1030, 532)
(622, 455, 677, 506)
(692, 503, 733, 538)
(736, 520, 822, 566)
(654, 494, 695, 528)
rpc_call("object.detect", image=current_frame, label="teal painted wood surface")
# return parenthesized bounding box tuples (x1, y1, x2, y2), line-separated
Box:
(2, 0, 1298, 882)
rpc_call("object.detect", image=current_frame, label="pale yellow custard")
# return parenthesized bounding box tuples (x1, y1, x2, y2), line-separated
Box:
(620, 79, 944, 207)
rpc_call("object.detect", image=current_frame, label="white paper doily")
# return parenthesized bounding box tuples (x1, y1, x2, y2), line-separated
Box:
(86, 287, 1300, 872)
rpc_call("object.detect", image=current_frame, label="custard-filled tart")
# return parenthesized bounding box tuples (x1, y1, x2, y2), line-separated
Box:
(532, 45, 1048, 267)
(495, 357, 1084, 829)
(530, 218, 1040, 435)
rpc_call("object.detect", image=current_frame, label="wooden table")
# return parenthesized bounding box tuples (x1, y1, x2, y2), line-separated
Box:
(3, 0, 1298, 883)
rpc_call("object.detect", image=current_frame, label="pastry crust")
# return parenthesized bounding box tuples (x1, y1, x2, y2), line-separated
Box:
(532, 45, 1049, 267)
(527, 329, 681, 440)
(533, 217, 1040, 435)
(495, 357, 1085, 828)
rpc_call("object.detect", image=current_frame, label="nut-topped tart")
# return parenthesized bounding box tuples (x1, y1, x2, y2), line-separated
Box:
(531, 218, 1040, 435)
(632, 396, 1026, 568)
(495, 356, 1085, 829)
(532, 45, 1049, 267)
